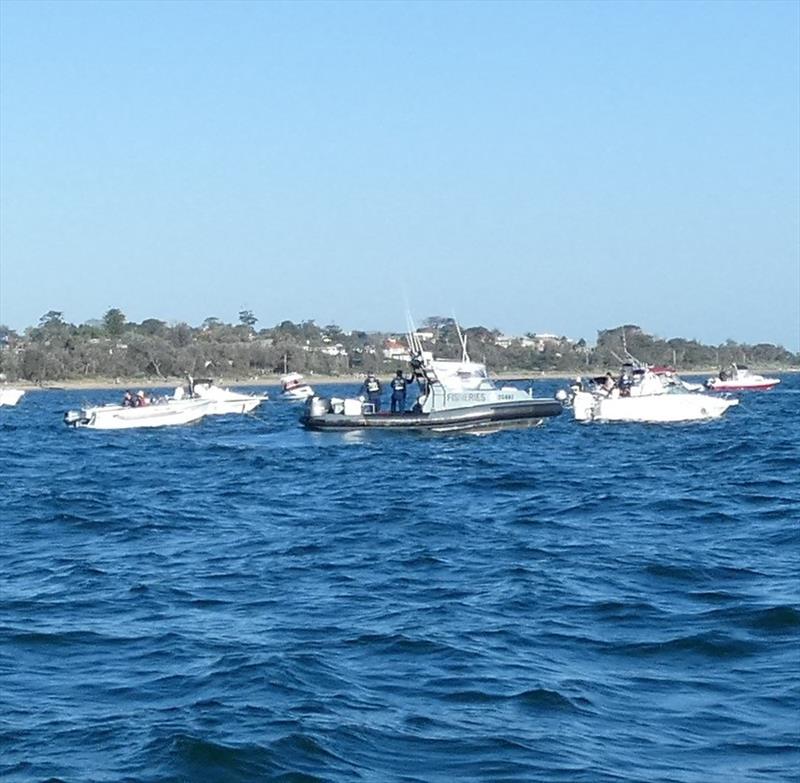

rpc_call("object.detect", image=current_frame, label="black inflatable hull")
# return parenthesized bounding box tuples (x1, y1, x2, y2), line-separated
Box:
(302, 399, 562, 433)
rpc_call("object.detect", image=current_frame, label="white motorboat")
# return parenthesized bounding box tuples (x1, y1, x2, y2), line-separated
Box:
(706, 364, 780, 392)
(0, 387, 25, 406)
(280, 372, 315, 401)
(174, 377, 267, 415)
(302, 330, 561, 433)
(564, 368, 738, 423)
(64, 394, 211, 429)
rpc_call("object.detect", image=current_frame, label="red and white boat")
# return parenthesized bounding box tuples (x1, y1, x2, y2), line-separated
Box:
(280, 372, 315, 401)
(706, 364, 780, 392)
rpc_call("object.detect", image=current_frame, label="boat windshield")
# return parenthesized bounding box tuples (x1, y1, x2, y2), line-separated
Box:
(430, 360, 496, 391)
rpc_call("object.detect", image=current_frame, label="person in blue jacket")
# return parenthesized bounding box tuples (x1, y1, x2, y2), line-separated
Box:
(389, 369, 414, 413)
(361, 372, 383, 412)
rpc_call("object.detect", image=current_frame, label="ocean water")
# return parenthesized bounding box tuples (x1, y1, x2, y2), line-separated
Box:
(1, 377, 798, 783)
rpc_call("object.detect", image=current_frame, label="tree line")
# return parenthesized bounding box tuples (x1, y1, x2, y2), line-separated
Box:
(0, 309, 796, 383)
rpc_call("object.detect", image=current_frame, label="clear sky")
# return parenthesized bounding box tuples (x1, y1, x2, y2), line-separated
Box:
(1, 0, 798, 348)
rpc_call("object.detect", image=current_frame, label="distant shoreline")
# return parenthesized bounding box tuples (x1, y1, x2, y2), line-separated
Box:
(13, 366, 799, 392)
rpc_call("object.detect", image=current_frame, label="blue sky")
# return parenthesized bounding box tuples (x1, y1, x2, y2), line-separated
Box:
(1, 0, 798, 348)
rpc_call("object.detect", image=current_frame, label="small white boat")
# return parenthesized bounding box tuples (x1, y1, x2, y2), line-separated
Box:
(706, 364, 780, 392)
(174, 377, 267, 415)
(64, 395, 211, 429)
(280, 372, 315, 401)
(0, 387, 25, 406)
(564, 368, 738, 423)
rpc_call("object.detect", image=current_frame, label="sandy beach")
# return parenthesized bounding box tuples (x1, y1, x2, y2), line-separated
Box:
(14, 366, 798, 392)
(17, 372, 570, 391)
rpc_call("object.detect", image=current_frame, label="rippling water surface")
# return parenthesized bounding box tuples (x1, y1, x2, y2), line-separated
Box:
(2, 378, 799, 782)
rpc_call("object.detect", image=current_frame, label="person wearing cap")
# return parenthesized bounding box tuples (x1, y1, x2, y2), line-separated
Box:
(360, 372, 382, 412)
(389, 368, 414, 414)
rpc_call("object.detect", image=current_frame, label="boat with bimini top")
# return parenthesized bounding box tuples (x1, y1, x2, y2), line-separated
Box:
(302, 326, 561, 433)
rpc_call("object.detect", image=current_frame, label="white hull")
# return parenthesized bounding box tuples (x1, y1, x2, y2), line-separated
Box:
(66, 399, 211, 429)
(572, 390, 738, 423)
(281, 386, 314, 401)
(187, 383, 266, 415)
(204, 397, 262, 415)
(0, 388, 25, 406)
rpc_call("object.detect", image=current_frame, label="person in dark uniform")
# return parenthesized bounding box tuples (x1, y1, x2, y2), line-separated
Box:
(360, 372, 383, 412)
(390, 369, 414, 413)
(619, 369, 632, 397)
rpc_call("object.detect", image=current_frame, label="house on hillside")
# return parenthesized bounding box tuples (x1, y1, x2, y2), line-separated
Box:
(319, 343, 348, 357)
(496, 334, 539, 349)
(383, 338, 410, 361)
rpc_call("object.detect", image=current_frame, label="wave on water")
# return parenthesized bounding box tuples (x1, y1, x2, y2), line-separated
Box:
(1, 378, 799, 782)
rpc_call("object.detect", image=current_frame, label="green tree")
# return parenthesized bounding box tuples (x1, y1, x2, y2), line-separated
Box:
(102, 308, 127, 337)
(31, 311, 71, 348)
(39, 310, 65, 328)
(323, 323, 343, 341)
(138, 318, 167, 337)
(239, 310, 258, 329)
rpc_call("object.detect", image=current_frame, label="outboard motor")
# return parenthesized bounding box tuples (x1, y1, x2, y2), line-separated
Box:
(64, 410, 84, 427)
(305, 396, 330, 419)
(571, 391, 596, 422)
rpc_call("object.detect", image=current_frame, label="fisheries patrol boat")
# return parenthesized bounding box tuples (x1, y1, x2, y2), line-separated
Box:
(302, 329, 561, 433)
(280, 372, 315, 401)
(174, 377, 267, 415)
(0, 387, 25, 406)
(64, 394, 211, 429)
(564, 368, 738, 423)
(706, 364, 780, 392)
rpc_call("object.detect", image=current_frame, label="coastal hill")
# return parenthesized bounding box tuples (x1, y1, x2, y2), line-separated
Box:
(1, 310, 797, 384)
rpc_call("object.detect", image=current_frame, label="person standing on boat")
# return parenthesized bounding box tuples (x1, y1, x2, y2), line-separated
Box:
(361, 372, 383, 412)
(390, 369, 414, 413)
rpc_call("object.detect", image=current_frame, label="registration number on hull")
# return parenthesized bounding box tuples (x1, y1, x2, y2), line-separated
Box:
(445, 392, 517, 403)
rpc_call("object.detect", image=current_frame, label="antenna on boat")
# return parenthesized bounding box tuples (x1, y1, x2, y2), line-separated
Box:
(620, 328, 644, 368)
(453, 313, 470, 363)
(405, 310, 422, 355)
